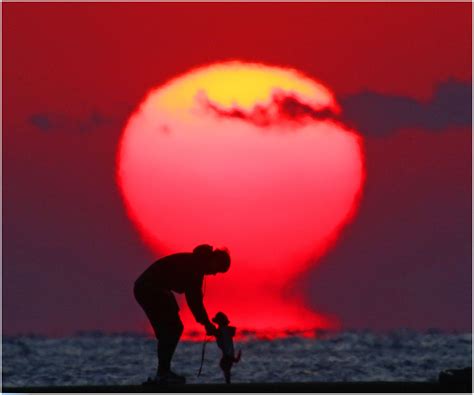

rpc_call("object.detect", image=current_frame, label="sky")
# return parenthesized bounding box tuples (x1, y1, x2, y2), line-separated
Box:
(3, 2, 472, 336)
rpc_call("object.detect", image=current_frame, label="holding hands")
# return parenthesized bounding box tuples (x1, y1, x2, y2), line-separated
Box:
(205, 322, 218, 337)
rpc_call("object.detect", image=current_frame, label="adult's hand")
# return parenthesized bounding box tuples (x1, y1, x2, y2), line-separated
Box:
(204, 322, 217, 337)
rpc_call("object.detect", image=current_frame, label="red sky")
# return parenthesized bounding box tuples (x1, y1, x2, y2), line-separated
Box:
(3, 2, 471, 335)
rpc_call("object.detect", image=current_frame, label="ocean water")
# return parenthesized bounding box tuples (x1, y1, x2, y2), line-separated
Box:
(2, 330, 471, 386)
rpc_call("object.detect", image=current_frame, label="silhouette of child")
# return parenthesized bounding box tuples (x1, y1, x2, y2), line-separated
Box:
(212, 312, 241, 384)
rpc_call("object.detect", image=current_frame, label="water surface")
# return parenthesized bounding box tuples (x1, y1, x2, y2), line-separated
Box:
(2, 330, 471, 386)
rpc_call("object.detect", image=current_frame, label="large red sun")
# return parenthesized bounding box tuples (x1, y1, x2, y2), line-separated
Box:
(117, 61, 365, 337)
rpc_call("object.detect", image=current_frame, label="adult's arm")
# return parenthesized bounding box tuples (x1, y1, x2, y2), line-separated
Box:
(185, 280, 211, 326)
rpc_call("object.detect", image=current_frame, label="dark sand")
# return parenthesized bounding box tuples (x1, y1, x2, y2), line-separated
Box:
(3, 381, 471, 393)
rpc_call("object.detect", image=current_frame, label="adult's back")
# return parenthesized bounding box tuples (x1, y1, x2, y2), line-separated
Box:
(135, 252, 206, 293)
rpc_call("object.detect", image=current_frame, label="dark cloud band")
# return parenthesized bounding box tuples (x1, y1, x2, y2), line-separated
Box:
(29, 80, 471, 136)
(341, 79, 471, 136)
(203, 91, 338, 127)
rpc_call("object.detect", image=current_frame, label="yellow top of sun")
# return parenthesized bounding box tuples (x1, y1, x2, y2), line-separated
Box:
(146, 61, 337, 117)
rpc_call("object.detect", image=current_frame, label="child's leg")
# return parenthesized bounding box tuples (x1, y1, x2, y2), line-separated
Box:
(220, 358, 232, 384)
(224, 370, 231, 384)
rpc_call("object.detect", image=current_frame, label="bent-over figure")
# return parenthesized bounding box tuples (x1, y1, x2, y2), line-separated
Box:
(134, 244, 230, 384)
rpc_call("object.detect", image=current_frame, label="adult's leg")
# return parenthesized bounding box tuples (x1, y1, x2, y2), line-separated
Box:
(155, 314, 184, 375)
(134, 285, 183, 377)
(146, 290, 183, 376)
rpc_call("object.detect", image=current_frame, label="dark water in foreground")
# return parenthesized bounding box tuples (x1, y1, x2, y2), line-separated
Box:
(2, 330, 471, 386)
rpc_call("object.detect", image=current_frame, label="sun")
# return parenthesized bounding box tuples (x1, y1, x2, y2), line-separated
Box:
(151, 61, 339, 114)
(117, 61, 365, 337)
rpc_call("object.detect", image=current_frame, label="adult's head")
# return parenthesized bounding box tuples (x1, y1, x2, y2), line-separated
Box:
(193, 244, 231, 275)
(192, 244, 214, 258)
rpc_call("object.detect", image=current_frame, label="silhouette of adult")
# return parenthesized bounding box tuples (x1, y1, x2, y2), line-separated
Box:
(134, 244, 231, 384)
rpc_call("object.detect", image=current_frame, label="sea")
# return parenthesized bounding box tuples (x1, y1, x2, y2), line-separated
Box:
(2, 330, 471, 387)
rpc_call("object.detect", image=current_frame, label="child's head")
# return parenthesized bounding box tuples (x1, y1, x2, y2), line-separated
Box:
(212, 312, 230, 327)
